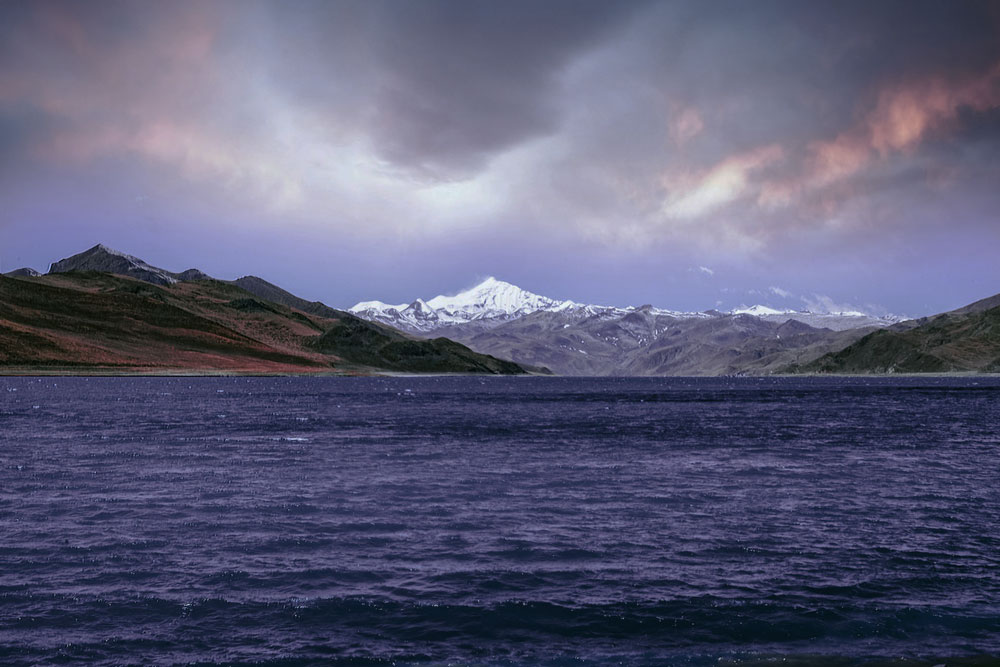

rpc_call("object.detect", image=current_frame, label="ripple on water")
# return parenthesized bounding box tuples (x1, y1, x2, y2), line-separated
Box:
(1, 375, 999, 664)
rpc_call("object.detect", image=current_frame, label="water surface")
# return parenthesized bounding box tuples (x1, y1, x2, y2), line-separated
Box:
(1, 376, 999, 665)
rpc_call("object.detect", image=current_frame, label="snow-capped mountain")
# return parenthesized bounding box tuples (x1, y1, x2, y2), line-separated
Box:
(349, 277, 709, 332)
(427, 276, 577, 319)
(352, 277, 573, 327)
(348, 277, 909, 376)
(350, 277, 899, 334)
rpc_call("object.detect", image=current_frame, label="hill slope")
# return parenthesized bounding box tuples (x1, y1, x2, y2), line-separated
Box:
(0, 273, 325, 372)
(310, 316, 523, 374)
(230, 275, 346, 320)
(0, 272, 526, 375)
(792, 300, 1000, 374)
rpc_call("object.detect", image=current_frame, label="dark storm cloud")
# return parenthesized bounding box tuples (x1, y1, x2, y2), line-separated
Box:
(618, 0, 1000, 170)
(248, 0, 647, 177)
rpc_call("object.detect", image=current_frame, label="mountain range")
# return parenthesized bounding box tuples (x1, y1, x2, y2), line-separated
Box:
(3, 245, 997, 375)
(348, 278, 906, 376)
(350, 277, 900, 333)
(0, 246, 525, 375)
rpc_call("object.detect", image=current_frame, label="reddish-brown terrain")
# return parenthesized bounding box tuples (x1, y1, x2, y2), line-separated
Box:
(0, 272, 524, 375)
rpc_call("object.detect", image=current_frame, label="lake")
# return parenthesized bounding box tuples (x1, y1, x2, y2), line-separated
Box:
(1, 376, 999, 665)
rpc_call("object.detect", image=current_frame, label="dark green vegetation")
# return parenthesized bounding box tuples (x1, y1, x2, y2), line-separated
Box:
(791, 301, 1000, 374)
(311, 316, 522, 374)
(0, 248, 525, 375)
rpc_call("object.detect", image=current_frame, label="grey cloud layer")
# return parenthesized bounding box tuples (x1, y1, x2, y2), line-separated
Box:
(245, 0, 647, 177)
(1, 0, 998, 314)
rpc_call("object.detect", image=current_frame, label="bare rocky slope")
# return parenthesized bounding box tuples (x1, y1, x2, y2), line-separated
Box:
(428, 308, 876, 376)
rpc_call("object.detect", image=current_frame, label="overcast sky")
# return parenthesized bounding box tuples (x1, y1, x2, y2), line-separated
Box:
(2, 0, 998, 316)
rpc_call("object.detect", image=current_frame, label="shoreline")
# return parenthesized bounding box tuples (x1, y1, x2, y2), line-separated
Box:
(0, 366, 542, 378)
(1, 368, 996, 378)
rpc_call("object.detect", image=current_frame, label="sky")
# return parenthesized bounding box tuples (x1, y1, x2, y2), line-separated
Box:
(1, 0, 999, 317)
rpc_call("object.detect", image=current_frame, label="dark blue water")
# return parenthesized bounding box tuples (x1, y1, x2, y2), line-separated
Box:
(1, 376, 999, 665)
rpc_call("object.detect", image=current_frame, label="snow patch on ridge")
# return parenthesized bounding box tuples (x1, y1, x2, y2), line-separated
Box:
(732, 304, 797, 316)
(352, 299, 408, 312)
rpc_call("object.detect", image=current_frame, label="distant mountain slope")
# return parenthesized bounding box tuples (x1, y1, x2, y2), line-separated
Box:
(624, 316, 873, 376)
(48, 244, 206, 286)
(792, 298, 1000, 374)
(437, 307, 681, 376)
(3, 268, 41, 278)
(435, 307, 873, 376)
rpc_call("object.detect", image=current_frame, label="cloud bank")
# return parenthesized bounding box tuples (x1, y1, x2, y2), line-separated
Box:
(1, 0, 998, 314)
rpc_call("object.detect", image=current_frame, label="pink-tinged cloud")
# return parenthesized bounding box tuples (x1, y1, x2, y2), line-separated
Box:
(1, 2, 220, 122)
(808, 135, 872, 187)
(669, 107, 704, 145)
(662, 144, 784, 219)
(772, 62, 1000, 203)
(869, 63, 1000, 154)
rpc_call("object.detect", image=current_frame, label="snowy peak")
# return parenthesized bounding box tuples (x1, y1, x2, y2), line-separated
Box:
(347, 277, 712, 333)
(426, 277, 575, 320)
(402, 298, 440, 322)
(350, 277, 587, 332)
(732, 305, 798, 317)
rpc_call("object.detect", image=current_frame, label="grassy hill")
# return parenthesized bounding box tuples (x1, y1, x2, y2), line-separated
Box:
(0, 272, 525, 375)
(790, 301, 1000, 374)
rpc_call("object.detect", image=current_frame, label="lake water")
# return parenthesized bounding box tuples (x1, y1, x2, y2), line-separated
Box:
(1, 376, 999, 665)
